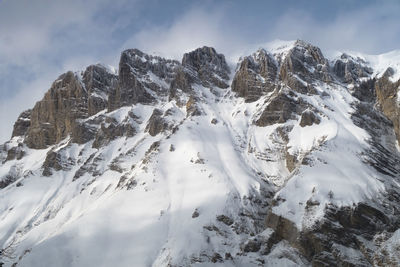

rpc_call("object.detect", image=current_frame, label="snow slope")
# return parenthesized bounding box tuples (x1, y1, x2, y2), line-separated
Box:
(1, 41, 400, 266)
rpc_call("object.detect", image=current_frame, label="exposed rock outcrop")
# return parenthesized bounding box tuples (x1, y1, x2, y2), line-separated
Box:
(108, 49, 154, 110)
(299, 110, 320, 127)
(255, 91, 308, 127)
(232, 49, 278, 102)
(83, 64, 117, 116)
(6, 144, 25, 161)
(145, 109, 168, 136)
(108, 49, 179, 111)
(185, 96, 202, 116)
(333, 53, 373, 84)
(169, 46, 230, 104)
(279, 40, 330, 94)
(232, 40, 331, 102)
(182, 46, 230, 89)
(169, 67, 194, 101)
(4, 41, 400, 267)
(92, 116, 136, 149)
(11, 109, 32, 138)
(25, 71, 88, 149)
(0, 165, 22, 188)
(374, 71, 400, 144)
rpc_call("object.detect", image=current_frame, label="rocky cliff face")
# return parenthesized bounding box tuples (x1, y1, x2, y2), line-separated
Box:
(375, 72, 400, 144)
(108, 49, 179, 111)
(231, 49, 278, 102)
(1, 40, 400, 267)
(279, 40, 331, 94)
(333, 53, 373, 84)
(11, 109, 31, 138)
(17, 65, 117, 149)
(84, 64, 117, 116)
(24, 71, 88, 149)
(182, 46, 230, 89)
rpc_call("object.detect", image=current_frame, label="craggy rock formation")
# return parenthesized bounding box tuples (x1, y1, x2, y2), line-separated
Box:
(92, 116, 136, 149)
(25, 71, 88, 149)
(279, 40, 331, 94)
(299, 110, 320, 127)
(5, 144, 25, 162)
(169, 67, 194, 100)
(83, 64, 117, 116)
(145, 109, 168, 136)
(374, 70, 400, 144)
(169, 46, 230, 106)
(3, 40, 400, 267)
(333, 53, 373, 84)
(14, 47, 230, 150)
(255, 91, 308, 127)
(108, 49, 179, 111)
(11, 109, 32, 138)
(22, 66, 115, 149)
(232, 49, 278, 102)
(182, 46, 230, 89)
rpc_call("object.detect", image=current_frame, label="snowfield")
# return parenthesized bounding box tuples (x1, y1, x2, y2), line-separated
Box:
(1, 40, 400, 266)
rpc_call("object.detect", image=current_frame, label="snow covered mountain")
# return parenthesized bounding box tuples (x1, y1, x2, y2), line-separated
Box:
(1, 40, 400, 267)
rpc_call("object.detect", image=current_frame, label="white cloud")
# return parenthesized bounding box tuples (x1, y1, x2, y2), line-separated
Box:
(270, 2, 400, 55)
(1, 0, 400, 144)
(0, 74, 55, 143)
(121, 8, 247, 63)
(0, 0, 138, 143)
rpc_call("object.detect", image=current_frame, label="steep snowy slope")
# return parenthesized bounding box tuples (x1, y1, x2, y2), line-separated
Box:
(1, 41, 400, 267)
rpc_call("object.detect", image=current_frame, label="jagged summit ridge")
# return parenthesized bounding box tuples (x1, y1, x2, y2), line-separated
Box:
(14, 46, 230, 149)
(1, 40, 400, 266)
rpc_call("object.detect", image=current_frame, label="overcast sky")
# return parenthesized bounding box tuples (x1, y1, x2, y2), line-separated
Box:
(1, 0, 400, 143)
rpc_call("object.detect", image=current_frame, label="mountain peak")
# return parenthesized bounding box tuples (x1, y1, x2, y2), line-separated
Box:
(182, 46, 219, 66)
(2, 42, 400, 267)
(293, 39, 313, 48)
(182, 46, 230, 76)
(179, 46, 230, 89)
(121, 48, 146, 59)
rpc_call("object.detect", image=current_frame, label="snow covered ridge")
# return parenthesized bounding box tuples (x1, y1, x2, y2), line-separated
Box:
(1, 40, 400, 266)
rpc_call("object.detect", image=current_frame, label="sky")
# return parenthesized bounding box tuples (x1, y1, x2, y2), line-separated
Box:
(1, 0, 400, 143)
